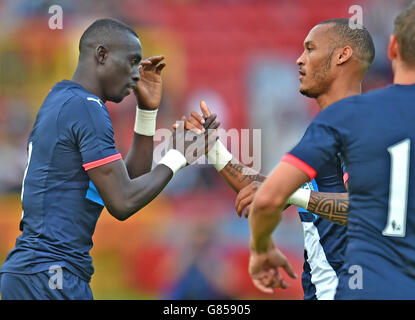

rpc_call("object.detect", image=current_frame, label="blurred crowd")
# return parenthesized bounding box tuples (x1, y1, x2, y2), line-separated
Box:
(0, 0, 406, 193)
(0, 0, 410, 299)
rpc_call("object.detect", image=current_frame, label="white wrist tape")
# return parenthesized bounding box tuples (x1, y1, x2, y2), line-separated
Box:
(158, 149, 187, 176)
(207, 140, 233, 171)
(134, 107, 158, 136)
(287, 188, 311, 210)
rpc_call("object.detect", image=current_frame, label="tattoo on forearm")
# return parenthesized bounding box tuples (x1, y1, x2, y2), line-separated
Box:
(224, 163, 265, 182)
(307, 191, 349, 225)
(222, 162, 266, 190)
(223, 162, 243, 179)
(239, 174, 266, 184)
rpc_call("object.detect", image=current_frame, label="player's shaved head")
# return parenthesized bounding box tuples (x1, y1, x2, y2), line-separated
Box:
(394, 1, 415, 67)
(74, 18, 142, 103)
(318, 18, 375, 74)
(79, 18, 140, 56)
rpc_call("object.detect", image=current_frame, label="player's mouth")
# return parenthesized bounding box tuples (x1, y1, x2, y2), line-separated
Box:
(299, 70, 306, 81)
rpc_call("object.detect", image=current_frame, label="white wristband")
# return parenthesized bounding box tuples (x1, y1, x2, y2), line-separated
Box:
(134, 107, 158, 136)
(207, 140, 233, 171)
(158, 149, 187, 176)
(287, 188, 311, 210)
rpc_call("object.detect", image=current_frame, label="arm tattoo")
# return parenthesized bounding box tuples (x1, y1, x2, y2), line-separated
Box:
(239, 174, 266, 184)
(307, 191, 349, 225)
(224, 163, 265, 182)
(223, 162, 244, 178)
(222, 162, 266, 192)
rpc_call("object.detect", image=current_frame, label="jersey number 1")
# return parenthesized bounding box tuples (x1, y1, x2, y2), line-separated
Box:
(383, 138, 410, 237)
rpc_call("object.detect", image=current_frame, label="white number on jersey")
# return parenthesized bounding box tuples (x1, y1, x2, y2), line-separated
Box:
(383, 138, 410, 237)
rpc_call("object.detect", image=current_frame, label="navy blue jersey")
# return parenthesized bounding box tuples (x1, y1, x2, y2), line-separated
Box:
(0, 80, 122, 282)
(286, 84, 415, 299)
(297, 154, 347, 300)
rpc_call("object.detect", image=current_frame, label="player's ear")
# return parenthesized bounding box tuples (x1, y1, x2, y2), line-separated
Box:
(336, 46, 353, 65)
(388, 35, 399, 61)
(95, 45, 108, 64)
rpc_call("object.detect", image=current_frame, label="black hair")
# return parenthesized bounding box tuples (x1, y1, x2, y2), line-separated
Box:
(79, 18, 139, 54)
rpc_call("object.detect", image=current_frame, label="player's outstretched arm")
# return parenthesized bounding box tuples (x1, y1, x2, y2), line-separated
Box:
(250, 162, 309, 251)
(88, 159, 173, 221)
(185, 101, 350, 222)
(124, 56, 166, 178)
(248, 161, 303, 293)
(88, 115, 219, 221)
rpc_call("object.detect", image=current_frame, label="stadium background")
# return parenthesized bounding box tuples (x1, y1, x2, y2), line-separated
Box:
(0, 0, 408, 299)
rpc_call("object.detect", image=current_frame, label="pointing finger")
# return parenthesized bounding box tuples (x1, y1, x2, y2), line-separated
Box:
(200, 100, 212, 117)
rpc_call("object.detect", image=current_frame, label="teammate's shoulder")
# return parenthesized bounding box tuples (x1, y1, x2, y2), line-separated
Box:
(68, 91, 104, 110)
(320, 87, 391, 117)
(60, 95, 105, 116)
(315, 95, 358, 123)
(330, 94, 360, 110)
(58, 94, 107, 128)
(62, 92, 105, 115)
(53, 80, 105, 110)
(359, 85, 396, 102)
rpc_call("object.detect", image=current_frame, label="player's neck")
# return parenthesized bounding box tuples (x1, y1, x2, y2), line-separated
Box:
(393, 66, 415, 85)
(317, 80, 361, 110)
(72, 64, 106, 102)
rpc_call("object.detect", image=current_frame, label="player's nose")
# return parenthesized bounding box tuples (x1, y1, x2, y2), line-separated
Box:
(296, 51, 305, 66)
(132, 75, 140, 84)
(131, 71, 140, 83)
(131, 65, 140, 83)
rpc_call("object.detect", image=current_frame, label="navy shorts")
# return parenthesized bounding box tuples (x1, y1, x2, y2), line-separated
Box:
(0, 268, 93, 300)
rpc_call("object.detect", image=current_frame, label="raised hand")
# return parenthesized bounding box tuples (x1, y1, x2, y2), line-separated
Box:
(171, 114, 220, 165)
(179, 100, 214, 135)
(172, 100, 221, 155)
(134, 55, 166, 110)
(249, 241, 297, 294)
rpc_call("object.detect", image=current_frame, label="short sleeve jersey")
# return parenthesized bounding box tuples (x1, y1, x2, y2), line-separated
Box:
(283, 84, 415, 299)
(0, 80, 122, 282)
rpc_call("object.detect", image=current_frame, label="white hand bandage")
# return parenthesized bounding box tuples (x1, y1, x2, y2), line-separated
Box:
(207, 140, 233, 171)
(287, 188, 311, 210)
(158, 149, 187, 176)
(134, 107, 158, 136)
